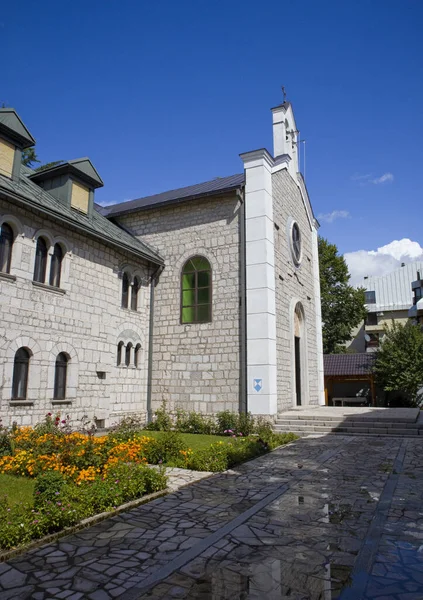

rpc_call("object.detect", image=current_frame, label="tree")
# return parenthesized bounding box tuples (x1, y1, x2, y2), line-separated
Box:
(373, 321, 423, 405)
(22, 147, 40, 167)
(318, 237, 366, 354)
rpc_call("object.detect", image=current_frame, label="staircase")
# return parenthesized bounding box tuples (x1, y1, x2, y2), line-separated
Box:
(274, 407, 423, 437)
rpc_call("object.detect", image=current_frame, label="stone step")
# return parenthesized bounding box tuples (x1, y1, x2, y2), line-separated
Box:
(274, 424, 421, 436)
(277, 414, 419, 423)
(275, 419, 423, 429)
(276, 430, 421, 438)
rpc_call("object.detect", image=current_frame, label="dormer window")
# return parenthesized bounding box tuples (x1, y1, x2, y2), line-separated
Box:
(0, 138, 15, 179)
(71, 181, 90, 214)
(0, 108, 36, 181)
(28, 157, 103, 215)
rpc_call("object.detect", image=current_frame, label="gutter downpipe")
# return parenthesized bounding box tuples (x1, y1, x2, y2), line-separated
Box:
(147, 263, 164, 423)
(239, 184, 248, 414)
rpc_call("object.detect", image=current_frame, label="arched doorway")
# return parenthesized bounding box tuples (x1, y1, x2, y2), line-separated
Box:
(293, 303, 306, 407)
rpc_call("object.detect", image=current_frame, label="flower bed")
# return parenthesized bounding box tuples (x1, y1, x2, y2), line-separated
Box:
(0, 413, 297, 551)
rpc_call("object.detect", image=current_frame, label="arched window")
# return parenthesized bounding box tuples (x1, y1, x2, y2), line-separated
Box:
(181, 256, 212, 323)
(291, 222, 302, 265)
(0, 223, 14, 274)
(54, 352, 68, 400)
(125, 342, 132, 367)
(134, 343, 141, 368)
(49, 243, 64, 288)
(117, 341, 124, 366)
(33, 237, 48, 283)
(12, 347, 30, 399)
(121, 272, 129, 308)
(131, 277, 140, 311)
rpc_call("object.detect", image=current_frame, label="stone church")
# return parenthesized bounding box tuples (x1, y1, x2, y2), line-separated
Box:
(0, 101, 324, 427)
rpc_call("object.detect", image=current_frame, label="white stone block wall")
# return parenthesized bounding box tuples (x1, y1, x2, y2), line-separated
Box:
(272, 169, 321, 412)
(117, 194, 242, 415)
(0, 198, 151, 427)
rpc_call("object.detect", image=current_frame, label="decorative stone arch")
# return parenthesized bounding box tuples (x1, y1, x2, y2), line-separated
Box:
(2, 336, 43, 402)
(174, 248, 217, 275)
(0, 214, 24, 238)
(50, 235, 72, 289)
(47, 342, 79, 400)
(0, 214, 25, 274)
(289, 299, 309, 408)
(33, 229, 54, 247)
(116, 325, 144, 369)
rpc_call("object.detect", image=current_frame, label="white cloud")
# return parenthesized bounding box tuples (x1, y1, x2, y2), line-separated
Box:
(345, 238, 423, 286)
(350, 172, 394, 185)
(371, 172, 394, 185)
(317, 210, 350, 224)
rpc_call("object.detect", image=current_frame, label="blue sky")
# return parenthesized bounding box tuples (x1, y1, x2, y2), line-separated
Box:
(2, 0, 422, 273)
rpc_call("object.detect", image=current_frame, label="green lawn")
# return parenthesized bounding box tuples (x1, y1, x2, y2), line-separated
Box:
(139, 430, 231, 450)
(0, 474, 35, 507)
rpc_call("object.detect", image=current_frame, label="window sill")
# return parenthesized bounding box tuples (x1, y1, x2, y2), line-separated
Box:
(51, 399, 72, 405)
(32, 281, 66, 295)
(9, 400, 34, 406)
(120, 307, 138, 313)
(0, 272, 16, 283)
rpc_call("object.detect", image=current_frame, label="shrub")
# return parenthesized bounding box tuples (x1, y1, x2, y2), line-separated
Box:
(110, 414, 146, 442)
(253, 416, 274, 440)
(185, 444, 229, 472)
(143, 431, 187, 464)
(0, 419, 12, 457)
(33, 470, 67, 507)
(145, 402, 173, 431)
(175, 410, 216, 435)
(216, 411, 238, 435)
(237, 412, 255, 436)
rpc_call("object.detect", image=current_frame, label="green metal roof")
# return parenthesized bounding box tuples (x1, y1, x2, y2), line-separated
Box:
(0, 108, 36, 148)
(0, 165, 163, 265)
(29, 157, 104, 189)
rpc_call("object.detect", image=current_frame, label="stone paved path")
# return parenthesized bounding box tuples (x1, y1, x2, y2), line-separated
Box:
(1, 435, 423, 599)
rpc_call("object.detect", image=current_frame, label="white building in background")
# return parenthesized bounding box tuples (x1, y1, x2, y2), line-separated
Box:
(0, 100, 324, 427)
(348, 261, 423, 352)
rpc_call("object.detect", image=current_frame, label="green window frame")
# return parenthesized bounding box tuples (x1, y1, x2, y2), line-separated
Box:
(181, 256, 212, 324)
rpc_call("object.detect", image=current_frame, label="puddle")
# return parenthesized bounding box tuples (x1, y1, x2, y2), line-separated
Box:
(145, 558, 353, 599)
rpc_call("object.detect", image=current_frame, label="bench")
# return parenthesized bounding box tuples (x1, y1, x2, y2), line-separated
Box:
(333, 397, 369, 407)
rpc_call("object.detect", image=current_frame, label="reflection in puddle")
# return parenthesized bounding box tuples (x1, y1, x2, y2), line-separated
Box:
(173, 558, 352, 599)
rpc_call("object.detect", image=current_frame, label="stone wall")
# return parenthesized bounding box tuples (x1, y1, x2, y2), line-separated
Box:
(0, 198, 151, 426)
(117, 193, 242, 414)
(272, 169, 320, 411)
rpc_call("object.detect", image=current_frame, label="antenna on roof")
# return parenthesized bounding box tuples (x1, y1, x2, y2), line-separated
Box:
(281, 86, 287, 103)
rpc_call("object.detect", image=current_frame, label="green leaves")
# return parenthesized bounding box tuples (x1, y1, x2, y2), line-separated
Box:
(373, 321, 423, 404)
(318, 237, 367, 354)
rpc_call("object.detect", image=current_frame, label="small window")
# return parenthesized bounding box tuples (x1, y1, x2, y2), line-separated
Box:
(0, 138, 15, 179)
(49, 243, 63, 288)
(364, 291, 376, 304)
(291, 222, 302, 265)
(0, 223, 14, 274)
(125, 343, 132, 367)
(121, 272, 129, 308)
(181, 256, 212, 324)
(71, 181, 90, 214)
(12, 347, 30, 399)
(131, 277, 140, 311)
(33, 237, 48, 283)
(134, 343, 141, 368)
(414, 287, 422, 305)
(117, 341, 124, 366)
(366, 313, 378, 326)
(54, 352, 68, 400)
